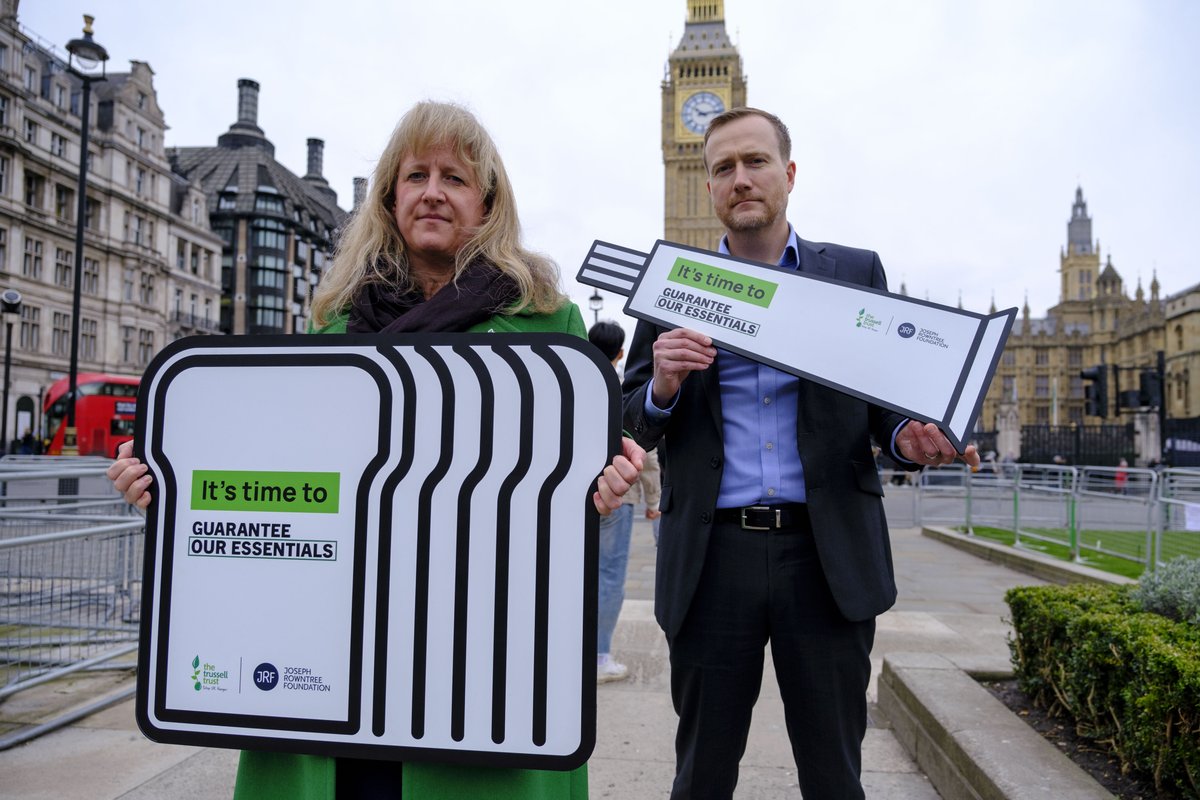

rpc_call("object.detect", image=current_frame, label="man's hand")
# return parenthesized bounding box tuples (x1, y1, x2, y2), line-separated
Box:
(594, 437, 646, 516)
(895, 421, 981, 470)
(651, 328, 716, 407)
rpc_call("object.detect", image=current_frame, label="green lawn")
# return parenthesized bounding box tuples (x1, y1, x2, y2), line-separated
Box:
(959, 525, 1200, 580)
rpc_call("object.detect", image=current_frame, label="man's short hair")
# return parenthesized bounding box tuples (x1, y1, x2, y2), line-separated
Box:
(588, 321, 625, 362)
(702, 107, 792, 171)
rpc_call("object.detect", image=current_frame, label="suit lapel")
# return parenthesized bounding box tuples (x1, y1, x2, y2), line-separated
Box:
(798, 238, 836, 279)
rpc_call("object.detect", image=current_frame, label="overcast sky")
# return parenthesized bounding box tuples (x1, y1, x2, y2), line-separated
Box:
(21, 0, 1199, 336)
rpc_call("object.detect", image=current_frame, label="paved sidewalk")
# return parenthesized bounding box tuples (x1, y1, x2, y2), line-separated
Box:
(0, 523, 1046, 799)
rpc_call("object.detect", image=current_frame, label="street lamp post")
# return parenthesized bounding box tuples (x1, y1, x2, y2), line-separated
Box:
(63, 16, 109, 456)
(0, 289, 20, 456)
(588, 289, 603, 326)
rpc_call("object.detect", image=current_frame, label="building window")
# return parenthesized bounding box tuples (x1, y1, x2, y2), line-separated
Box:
(135, 168, 146, 195)
(23, 65, 36, 92)
(1035, 376, 1049, 398)
(81, 318, 97, 361)
(51, 132, 66, 157)
(24, 172, 44, 207)
(19, 305, 40, 350)
(55, 84, 66, 109)
(218, 193, 236, 211)
(176, 240, 186, 270)
(123, 267, 135, 301)
(82, 257, 99, 295)
(22, 238, 43, 279)
(0, 156, 7, 195)
(1067, 348, 1083, 367)
(204, 297, 212, 323)
(254, 194, 285, 214)
(84, 197, 99, 230)
(0, 95, 7, 127)
(132, 215, 145, 245)
(1068, 407, 1083, 425)
(137, 91, 147, 110)
(54, 248, 73, 287)
(1002, 376, 1014, 399)
(0, 227, 5, 272)
(1035, 350, 1049, 366)
(137, 329, 154, 366)
(1035, 405, 1050, 424)
(122, 325, 134, 362)
(55, 185, 74, 221)
(139, 272, 155, 305)
(23, 118, 37, 144)
(190, 248, 199, 275)
(191, 197, 201, 223)
(51, 311, 70, 355)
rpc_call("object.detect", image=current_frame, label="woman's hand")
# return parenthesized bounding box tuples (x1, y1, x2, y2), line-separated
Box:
(106, 440, 153, 509)
(593, 437, 645, 516)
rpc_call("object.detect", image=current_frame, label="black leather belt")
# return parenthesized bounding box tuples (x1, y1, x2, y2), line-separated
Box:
(713, 503, 809, 531)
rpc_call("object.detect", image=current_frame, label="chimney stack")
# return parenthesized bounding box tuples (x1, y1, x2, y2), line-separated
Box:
(306, 138, 324, 179)
(353, 177, 368, 211)
(237, 79, 260, 127)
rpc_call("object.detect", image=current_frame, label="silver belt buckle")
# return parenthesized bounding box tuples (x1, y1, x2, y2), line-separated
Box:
(740, 505, 777, 531)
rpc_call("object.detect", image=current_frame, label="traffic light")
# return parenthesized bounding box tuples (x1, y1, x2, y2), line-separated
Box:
(1081, 366, 1108, 418)
(1139, 369, 1162, 409)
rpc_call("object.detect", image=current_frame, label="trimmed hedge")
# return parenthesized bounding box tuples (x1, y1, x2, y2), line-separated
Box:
(1007, 583, 1200, 797)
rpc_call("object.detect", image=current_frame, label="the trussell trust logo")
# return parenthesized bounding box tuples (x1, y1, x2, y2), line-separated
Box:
(189, 654, 230, 692)
(855, 308, 884, 332)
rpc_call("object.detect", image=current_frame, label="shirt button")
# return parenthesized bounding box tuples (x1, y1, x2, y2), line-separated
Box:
(766, 442, 774, 451)
(767, 488, 776, 497)
(763, 396, 771, 405)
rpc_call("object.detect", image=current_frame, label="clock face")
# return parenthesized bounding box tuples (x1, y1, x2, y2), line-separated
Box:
(681, 91, 726, 135)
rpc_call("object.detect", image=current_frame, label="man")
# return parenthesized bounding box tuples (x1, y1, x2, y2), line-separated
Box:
(622, 107, 979, 799)
(588, 320, 635, 683)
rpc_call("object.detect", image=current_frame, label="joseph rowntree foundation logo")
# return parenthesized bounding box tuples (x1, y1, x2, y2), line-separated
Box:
(897, 322, 916, 338)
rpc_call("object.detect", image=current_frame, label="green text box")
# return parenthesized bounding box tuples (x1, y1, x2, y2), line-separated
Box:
(191, 471, 340, 513)
(667, 258, 778, 308)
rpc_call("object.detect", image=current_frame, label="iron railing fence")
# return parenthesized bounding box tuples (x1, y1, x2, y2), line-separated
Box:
(897, 462, 1200, 573)
(0, 457, 142, 704)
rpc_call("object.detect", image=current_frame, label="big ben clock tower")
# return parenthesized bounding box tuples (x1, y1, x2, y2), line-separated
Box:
(663, 0, 747, 249)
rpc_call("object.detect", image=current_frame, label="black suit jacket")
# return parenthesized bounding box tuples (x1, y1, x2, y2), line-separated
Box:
(622, 237, 914, 639)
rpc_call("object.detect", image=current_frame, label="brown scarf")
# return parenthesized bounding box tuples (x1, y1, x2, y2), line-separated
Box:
(347, 260, 520, 334)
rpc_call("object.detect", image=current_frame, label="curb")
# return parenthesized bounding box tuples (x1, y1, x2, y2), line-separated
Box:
(920, 526, 1136, 586)
(877, 652, 1113, 800)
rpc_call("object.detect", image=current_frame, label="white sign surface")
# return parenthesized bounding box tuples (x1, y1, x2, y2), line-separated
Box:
(579, 240, 1015, 449)
(135, 334, 618, 770)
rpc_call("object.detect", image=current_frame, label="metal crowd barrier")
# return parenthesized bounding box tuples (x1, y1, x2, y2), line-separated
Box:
(0, 456, 143, 749)
(904, 462, 1200, 573)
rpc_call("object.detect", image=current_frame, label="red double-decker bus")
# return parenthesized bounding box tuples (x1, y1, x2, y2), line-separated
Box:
(43, 373, 140, 457)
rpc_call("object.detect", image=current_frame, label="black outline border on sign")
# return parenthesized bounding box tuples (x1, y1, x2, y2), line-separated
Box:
(133, 333, 614, 772)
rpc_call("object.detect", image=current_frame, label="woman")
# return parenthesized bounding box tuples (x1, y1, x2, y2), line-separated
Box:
(109, 101, 641, 799)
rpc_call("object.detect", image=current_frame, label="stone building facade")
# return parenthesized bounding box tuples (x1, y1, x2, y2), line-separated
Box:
(168, 79, 346, 336)
(980, 187, 1175, 439)
(0, 5, 222, 444)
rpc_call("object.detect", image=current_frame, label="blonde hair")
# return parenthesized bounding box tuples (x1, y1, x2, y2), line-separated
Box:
(312, 101, 564, 327)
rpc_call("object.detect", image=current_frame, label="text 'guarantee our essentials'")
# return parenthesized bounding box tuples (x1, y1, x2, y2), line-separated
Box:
(656, 258, 781, 337)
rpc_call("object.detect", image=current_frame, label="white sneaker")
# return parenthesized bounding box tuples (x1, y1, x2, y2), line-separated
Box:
(597, 655, 628, 684)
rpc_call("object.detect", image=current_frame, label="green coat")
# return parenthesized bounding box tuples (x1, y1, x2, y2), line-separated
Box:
(233, 301, 589, 800)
